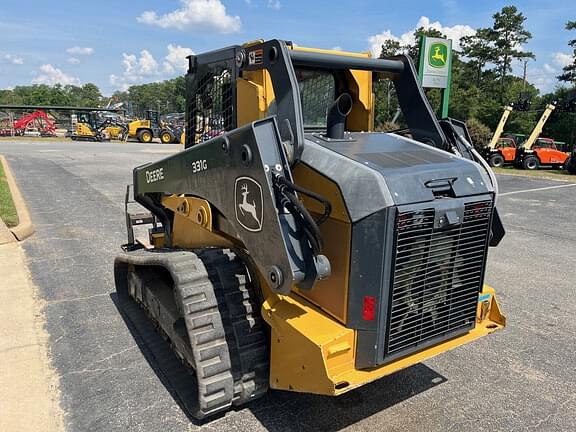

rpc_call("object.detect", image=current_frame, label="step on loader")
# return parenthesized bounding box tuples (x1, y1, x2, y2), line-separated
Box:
(114, 40, 506, 419)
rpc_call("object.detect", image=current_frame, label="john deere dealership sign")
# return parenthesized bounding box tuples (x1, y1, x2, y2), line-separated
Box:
(420, 37, 452, 89)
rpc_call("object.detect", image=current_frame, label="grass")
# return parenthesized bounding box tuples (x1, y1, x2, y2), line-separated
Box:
(0, 159, 19, 227)
(493, 166, 576, 183)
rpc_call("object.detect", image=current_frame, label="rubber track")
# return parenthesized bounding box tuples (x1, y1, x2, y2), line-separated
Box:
(114, 248, 269, 419)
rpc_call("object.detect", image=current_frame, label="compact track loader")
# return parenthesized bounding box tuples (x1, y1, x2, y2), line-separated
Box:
(114, 40, 506, 419)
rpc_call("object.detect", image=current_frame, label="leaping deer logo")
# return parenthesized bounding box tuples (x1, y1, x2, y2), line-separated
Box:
(235, 177, 263, 232)
(432, 46, 445, 64)
(238, 183, 261, 226)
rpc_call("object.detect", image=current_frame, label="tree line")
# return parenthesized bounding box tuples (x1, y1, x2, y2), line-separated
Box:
(375, 6, 575, 147)
(0, 77, 187, 119)
(0, 5, 574, 145)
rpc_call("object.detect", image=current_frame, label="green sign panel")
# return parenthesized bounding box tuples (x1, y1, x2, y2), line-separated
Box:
(418, 36, 453, 117)
(428, 42, 448, 68)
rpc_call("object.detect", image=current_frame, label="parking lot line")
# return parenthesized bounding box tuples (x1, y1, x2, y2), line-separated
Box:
(499, 183, 576, 197)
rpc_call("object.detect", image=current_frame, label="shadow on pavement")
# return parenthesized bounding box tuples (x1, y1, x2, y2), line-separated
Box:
(111, 292, 446, 430)
(248, 363, 445, 431)
(110, 292, 204, 425)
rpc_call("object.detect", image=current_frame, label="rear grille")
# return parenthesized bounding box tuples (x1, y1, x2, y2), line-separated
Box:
(384, 200, 492, 359)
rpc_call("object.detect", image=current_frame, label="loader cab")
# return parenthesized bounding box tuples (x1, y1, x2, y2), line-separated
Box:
(77, 112, 98, 129)
(532, 138, 570, 167)
(145, 110, 160, 129)
(515, 137, 570, 170)
(534, 137, 556, 149)
(486, 137, 517, 167)
(502, 133, 526, 147)
(495, 137, 517, 161)
(186, 42, 444, 154)
(295, 69, 337, 132)
(554, 141, 568, 152)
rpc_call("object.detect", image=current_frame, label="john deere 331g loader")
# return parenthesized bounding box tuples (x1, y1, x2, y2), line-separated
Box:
(114, 40, 506, 419)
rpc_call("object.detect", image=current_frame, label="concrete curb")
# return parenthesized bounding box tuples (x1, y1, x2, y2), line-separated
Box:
(0, 155, 34, 241)
(0, 218, 16, 244)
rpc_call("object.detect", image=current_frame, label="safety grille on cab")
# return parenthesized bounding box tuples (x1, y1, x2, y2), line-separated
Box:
(385, 200, 493, 359)
(187, 67, 234, 145)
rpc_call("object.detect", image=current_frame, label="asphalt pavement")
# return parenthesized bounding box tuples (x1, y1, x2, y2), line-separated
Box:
(1, 139, 575, 432)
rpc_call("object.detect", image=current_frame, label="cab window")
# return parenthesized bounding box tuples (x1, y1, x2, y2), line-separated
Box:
(535, 139, 554, 149)
(295, 69, 336, 130)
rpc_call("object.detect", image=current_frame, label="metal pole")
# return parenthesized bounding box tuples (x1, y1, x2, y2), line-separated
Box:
(522, 60, 528, 92)
(441, 49, 453, 118)
(386, 81, 391, 120)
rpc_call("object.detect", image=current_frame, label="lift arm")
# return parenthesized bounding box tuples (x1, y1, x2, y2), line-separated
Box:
(132, 118, 330, 295)
(522, 103, 556, 150)
(488, 105, 513, 149)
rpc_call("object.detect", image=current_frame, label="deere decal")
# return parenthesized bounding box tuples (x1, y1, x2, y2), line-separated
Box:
(429, 42, 448, 68)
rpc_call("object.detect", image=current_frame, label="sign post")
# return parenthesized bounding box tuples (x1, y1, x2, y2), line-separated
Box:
(418, 36, 453, 118)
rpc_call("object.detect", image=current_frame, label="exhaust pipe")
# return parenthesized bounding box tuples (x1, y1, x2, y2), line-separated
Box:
(326, 93, 353, 139)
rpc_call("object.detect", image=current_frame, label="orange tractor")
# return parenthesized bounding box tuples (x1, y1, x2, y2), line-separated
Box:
(513, 104, 570, 170)
(485, 103, 570, 170)
(515, 137, 570, 170)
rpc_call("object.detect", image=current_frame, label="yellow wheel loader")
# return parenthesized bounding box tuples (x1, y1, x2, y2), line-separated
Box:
(114, 40, 506, 419)
(126, 109, 181, 143)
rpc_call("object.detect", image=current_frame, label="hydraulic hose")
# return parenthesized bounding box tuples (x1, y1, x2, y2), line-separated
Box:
(273, 174, 332, 225)
(272, 174, 332, 255)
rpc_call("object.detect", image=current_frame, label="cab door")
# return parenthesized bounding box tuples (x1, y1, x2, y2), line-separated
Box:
(547, 149, 569, 165)
(502, 147, 516, 162)
(534, 139, 554, 164)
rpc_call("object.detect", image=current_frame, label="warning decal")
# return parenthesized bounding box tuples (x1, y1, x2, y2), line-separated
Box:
(248, 49, 264, 65)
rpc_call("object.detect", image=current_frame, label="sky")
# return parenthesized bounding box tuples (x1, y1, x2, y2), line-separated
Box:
(0, 0, 574, 96)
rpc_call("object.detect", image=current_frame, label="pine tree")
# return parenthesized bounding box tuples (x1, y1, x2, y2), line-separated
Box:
(490, 6, 535, 96)
(557, 21, 576, 84)
(460, 28, 497, 85)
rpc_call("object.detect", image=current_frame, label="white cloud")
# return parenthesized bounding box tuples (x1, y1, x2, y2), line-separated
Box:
(528, 68, 557, 93)
(137, 0, 241, 34)
(110, 45, 194, 91)
(109, 51, 156, 91)
(138, 50, 160, 75)
(267, 0, 281, 9)
(553, 52, 573, 68)
(66, 46, 94, 55)
(67, 57, 81, 65)
(163, 44, 194, 73)
(543, 63, 556, 73)
(368, 30, 402, 57)
(32, 64, 80, 85)
(332, 46, 343, 51)
(4, 54, 24, 65)
(368, 16, 475, 57)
